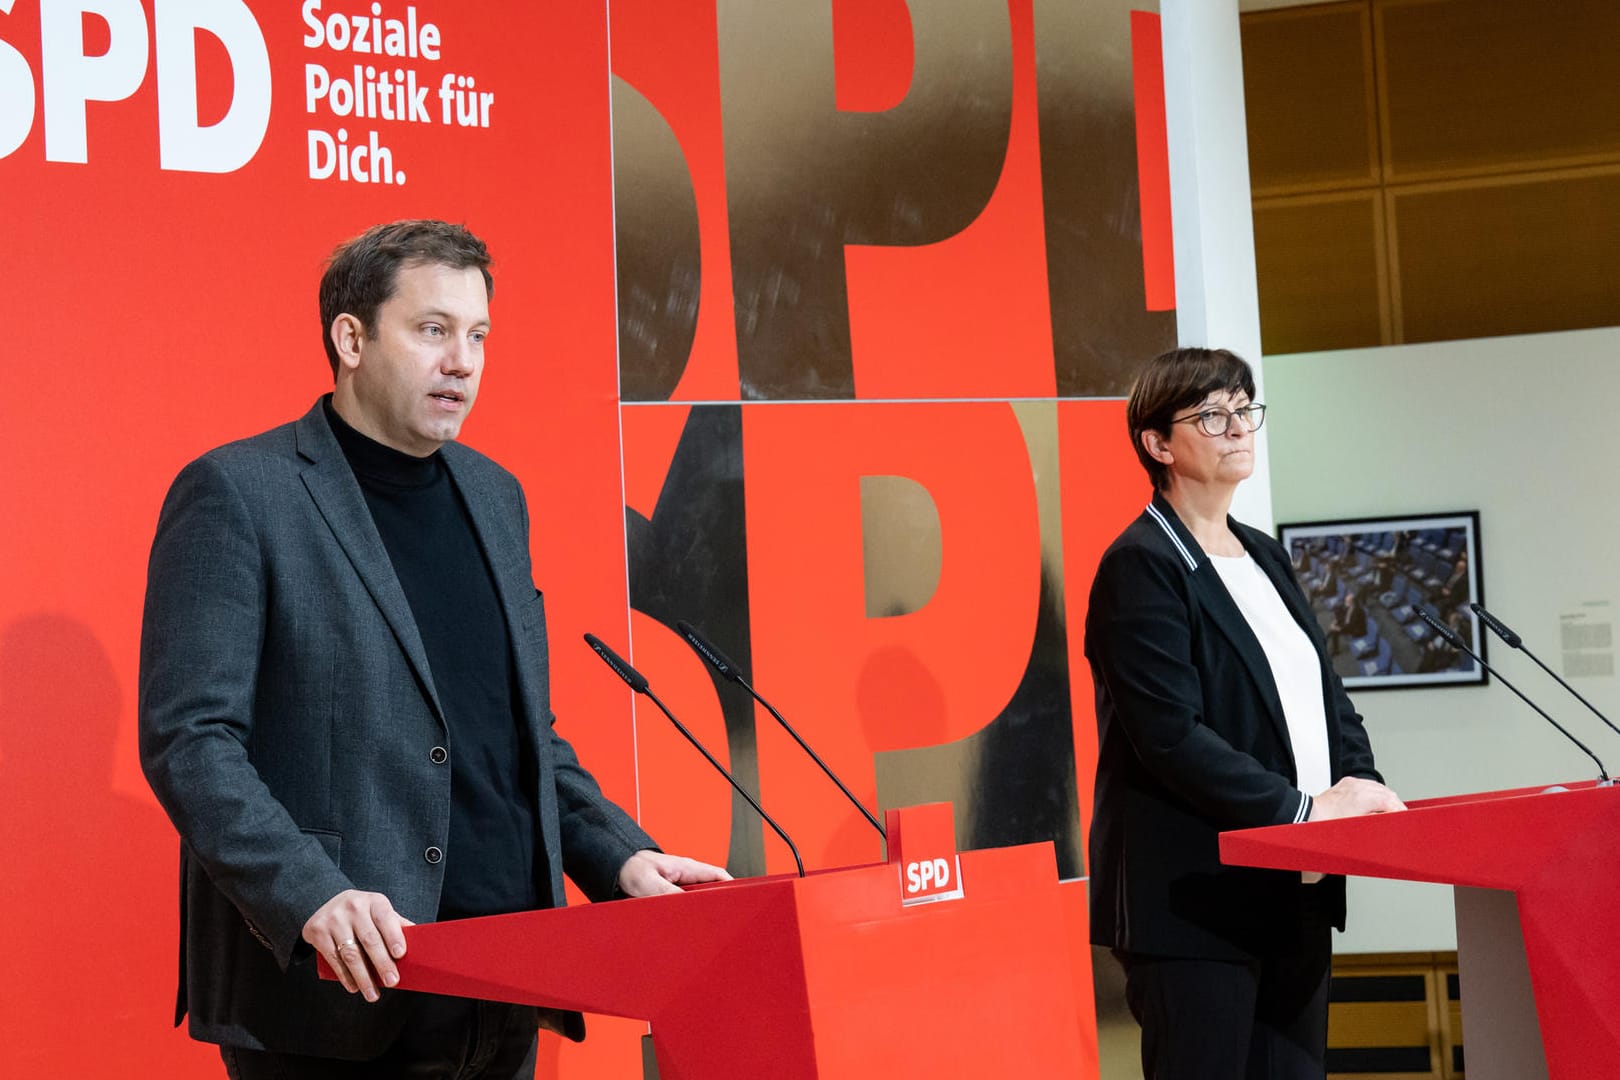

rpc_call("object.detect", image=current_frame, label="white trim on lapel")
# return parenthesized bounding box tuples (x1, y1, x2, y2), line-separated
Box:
(1146, 501, 1199, 571)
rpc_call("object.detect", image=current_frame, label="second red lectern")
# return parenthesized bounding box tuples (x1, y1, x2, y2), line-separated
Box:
(1221, 780, 1620, 1080)
(350, 803, 1087, 1078)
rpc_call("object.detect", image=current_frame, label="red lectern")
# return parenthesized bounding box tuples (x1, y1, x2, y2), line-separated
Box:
(358, 804, 1087, 1078)
(1220, 780, 1620, 1080)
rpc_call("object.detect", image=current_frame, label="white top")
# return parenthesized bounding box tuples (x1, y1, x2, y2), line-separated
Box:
(1208, 552, 1333, 800)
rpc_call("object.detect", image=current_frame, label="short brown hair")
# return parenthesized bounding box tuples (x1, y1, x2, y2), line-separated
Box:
(318, 220, 494, 377)
(1126, 346, 1257, 491)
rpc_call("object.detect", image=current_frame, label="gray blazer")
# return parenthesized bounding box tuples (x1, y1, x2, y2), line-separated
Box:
(138, 400, 655, 1057)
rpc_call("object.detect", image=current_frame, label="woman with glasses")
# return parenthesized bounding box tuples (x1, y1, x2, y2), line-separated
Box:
(1085, 347, 1404, 1080)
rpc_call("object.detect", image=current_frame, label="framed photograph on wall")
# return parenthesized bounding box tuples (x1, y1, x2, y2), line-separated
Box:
(1278, 511, 1485, 690)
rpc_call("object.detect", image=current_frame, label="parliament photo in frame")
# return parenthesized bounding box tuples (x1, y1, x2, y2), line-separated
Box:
(1279, 511, 1486, 690)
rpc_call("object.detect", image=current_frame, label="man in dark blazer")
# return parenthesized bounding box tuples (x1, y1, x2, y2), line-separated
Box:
(1326, 588, 1368, 656)
(139, 220, 727, 1077)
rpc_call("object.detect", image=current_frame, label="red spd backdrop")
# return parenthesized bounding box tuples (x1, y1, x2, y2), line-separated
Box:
(0, 1, 1171, 1076)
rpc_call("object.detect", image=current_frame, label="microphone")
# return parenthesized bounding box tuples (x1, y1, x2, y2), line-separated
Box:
(582, 633, 805, 876)
(1414, 608, 1610, 783)
(676, 619, 886, 841)
(584, 633, 647, 693)
(1471, 601, 1620, 740)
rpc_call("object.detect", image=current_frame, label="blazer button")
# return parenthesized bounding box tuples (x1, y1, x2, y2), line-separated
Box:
(424, 846, 443, 865)
(429, 746, 448, 765)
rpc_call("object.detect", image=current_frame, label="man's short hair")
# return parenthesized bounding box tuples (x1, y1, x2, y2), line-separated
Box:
(1125, 346, 1257, 491)
(319, 220, 494, 377)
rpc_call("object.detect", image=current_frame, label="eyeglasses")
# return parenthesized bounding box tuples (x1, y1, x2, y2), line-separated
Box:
(1170, 403, 1266, 437)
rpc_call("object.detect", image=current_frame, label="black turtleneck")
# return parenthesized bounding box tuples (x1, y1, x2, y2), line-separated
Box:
(323, 397, 541, 920)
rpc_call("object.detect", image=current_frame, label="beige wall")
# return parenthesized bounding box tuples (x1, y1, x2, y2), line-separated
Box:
(1265, 326, 1620, 950)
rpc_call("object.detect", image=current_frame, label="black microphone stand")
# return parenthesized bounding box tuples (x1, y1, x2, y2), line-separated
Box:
(677, 620, 886, 841)
(1471, 601, 1620, 739)
(1415, 608, 1610, 784)
(584, 633, 805, 876)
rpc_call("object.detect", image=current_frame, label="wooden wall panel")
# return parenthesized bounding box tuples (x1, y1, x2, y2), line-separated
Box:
(1378, 0, 1620, 181)
(1391, 166, 1620, 343)
(1255, 193, 1388, 354)
(1328, 953, 1454, 1080)
(1246, 0, 1620, 352)
(1439, 964, 1464, 1079)
(1243, 2, 1380, 195)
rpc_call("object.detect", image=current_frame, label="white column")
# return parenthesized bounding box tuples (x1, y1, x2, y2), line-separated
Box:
(1159, 0, 1273, 530)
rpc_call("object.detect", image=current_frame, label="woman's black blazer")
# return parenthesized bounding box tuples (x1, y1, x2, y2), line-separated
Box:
(1084, 493, 1382, 961)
